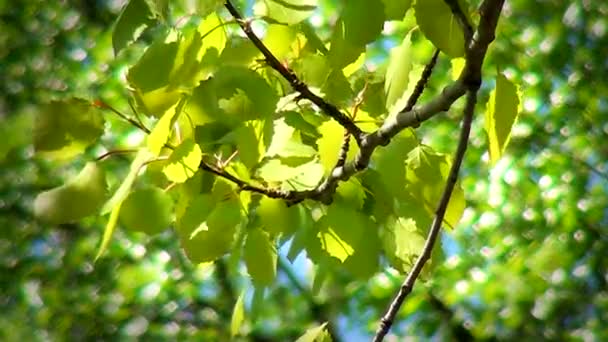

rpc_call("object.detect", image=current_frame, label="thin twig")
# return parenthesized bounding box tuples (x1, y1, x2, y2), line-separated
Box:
(96, 149, 139, 161)
(443, 0, 474, 43)
(373, 90, 478, 342)
(402, 49, 440, 116)
(223, 0, 364, 144)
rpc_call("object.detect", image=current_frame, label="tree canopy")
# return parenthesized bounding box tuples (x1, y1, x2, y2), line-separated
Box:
(1, 0, 607, 341)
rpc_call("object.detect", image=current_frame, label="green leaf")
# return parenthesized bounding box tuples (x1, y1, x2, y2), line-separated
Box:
(264, 24, 297, 60)
(214, 66, 280, 121)
(266, 118, 316, 158)
(233, 121, 263, 169)
(178, 194, 241, 263)
(316, 120, 355, 175)
(163, 139, 202, 183)
(257, 159, 323, 190)
(96, 201, 122, 261)
(101, 149, 152, 214)
(112, 0, 156, 55)
(371, 129, 418, 199)
(254, 0, 318, 25)
(405, 145, 465, 228)
(230, 291, 246, 338)
(382, 0, 412, 21)
(295, 322, 331, 342)
(147, 99, 184, 155)
(382, 216, 427, 272)
(257, 197, 297, 235)
(316, 202, 370, 263)
(328, 0, 385, 68)
(485, 72, 522, 165)
(415, 0, 465, 58)
(335, 178, 366, 210)
(119, 187, 174, 234)
(34, 162, 107, 224)
(385, 31, 413, 112)
(33, 98, 104, 159)
(244, 228, 277, 286)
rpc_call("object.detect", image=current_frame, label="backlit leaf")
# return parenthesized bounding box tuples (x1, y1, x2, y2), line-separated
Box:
(102, 149, 152, 214)
(295, 322, 331, 342)
(371, 129, 418, 199)
(382, 0, 412, 21)
(33, 98, 104, 159)
(415, 0, 465, 58)
(163, 139, 202, 183)
(385, 32, 413, 112)
(405, 145, 465, 228)
(244, 228, 277, 286)
(328, 0, 384, 68)
(231, 291, 246, 337)
(112, 0, 156, 55)
(485, 72, 522, 165)
(254, 0, 318, 25)
(119, 187, 173, 234)
(147, 99, 184, 155)
(34, 162, 107, 224)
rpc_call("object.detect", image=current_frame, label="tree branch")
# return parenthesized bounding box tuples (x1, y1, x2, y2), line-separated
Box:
(223, 0, 364, 144)
(373, 89, 478, 342)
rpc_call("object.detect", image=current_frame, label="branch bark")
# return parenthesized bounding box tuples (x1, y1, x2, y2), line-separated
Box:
(223, 0, 364, 144)
(372, 1, 505, 339)
(373, 89, 477, 341)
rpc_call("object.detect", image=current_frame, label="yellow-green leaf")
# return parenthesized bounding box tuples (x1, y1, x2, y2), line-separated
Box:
(385, 31, 413, 112)
(147, 99, 183, 155)
(163, 139, 202, 183)
(295, 322, 331, 342)
(230, 291, 246, 337)
(34, 162, 107, 224)
(485, 72, 522, 165)
(119, 187, 174, 234)
(244, 228, 277, 286)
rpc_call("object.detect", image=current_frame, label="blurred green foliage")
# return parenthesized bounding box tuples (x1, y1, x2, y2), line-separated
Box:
(1, 0, 607, 341)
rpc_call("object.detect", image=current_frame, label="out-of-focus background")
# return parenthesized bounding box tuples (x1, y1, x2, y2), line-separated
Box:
(1, 0, 607, 340)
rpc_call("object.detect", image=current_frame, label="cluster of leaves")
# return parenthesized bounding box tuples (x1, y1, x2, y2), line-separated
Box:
(30, 0, 519, 338)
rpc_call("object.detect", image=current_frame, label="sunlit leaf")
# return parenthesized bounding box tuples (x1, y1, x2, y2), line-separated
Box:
(254, 0, 318, 25)
(485, 72, 522, 165)
(147, 99, 184, 155)
(230, 291, 246, 337)
(316, 202, 370, 263)
(266, 118, 316, 158)
(316, 120, 356, 175)
(163, 139, 202, 183)
(295, 322, 331, 342)
(385, 31, 413, 112)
